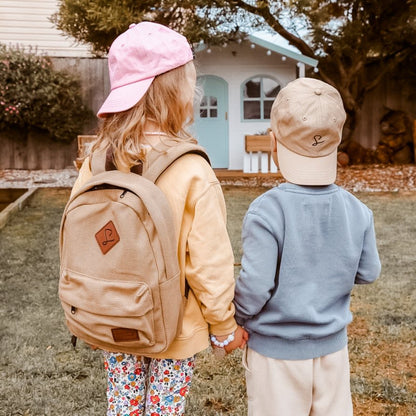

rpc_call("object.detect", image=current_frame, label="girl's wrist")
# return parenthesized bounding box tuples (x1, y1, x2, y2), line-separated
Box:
(210, 331, 235, 348)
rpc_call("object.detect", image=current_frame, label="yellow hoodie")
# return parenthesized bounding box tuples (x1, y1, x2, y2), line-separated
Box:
(71, 151, 237, 359)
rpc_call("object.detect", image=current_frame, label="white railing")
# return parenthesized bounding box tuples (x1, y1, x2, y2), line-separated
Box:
(243, 134, 278, 173)
(243, 151, 278, 173)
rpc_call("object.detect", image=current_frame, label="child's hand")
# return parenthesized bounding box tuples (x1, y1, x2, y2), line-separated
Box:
(224, 326, 249, 354)
(211, 326, 249, 355)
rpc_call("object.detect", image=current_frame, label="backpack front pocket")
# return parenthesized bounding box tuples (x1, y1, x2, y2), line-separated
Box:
(59, 269, 155, 351)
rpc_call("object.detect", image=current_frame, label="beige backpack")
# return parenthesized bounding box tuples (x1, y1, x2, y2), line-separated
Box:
(59, 141, 209, 354)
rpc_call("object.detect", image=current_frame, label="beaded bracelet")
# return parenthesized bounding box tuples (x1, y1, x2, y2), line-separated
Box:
(210, 331, 235, 348)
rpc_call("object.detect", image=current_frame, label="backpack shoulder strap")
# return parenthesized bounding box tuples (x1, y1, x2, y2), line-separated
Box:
(89, 140, 209, 182)
(90, 147, 122, 176)
(90, 148, 143, 176)
(90, 148, 107, 176)
(143, 141, 210, 183)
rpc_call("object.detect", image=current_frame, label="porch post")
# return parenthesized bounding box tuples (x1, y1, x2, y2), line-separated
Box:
(297, 62, 305, 77)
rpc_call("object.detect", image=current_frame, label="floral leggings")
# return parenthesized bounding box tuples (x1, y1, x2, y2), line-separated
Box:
(102, 351, 195, 416)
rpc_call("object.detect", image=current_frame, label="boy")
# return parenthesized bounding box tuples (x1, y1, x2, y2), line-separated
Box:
(234, 78, 381, 416)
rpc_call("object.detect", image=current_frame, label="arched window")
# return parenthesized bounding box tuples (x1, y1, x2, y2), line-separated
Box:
(242, 76, 280, 120)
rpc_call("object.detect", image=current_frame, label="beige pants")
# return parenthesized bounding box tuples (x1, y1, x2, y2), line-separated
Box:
(243, 346, 353, 416)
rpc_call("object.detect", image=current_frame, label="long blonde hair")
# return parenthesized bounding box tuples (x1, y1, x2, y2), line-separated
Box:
(92, 61, 197, 170)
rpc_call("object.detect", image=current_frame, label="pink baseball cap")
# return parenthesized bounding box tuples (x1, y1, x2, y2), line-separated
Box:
(97, 22, 194, 118)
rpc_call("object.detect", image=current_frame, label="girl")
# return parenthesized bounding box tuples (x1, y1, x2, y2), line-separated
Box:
(71, 22, 246, 416)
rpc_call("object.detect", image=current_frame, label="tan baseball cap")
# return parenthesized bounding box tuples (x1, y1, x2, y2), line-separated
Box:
(271, 77, 346, 185)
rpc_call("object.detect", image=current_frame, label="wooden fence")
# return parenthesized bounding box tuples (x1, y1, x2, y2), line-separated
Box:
(0, 128, 77, 170)
(355, 75, 416, 150)
(51, 57, 109, 135)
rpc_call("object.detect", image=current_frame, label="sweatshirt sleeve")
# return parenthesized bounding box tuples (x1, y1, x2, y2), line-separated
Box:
(185, 182, 237, 335)
(355, 209, 381, 284)
(234, 210, 279, 326)
(70, 157, 93, 197)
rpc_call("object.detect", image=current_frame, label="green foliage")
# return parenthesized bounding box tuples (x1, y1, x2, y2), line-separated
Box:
(0, 44, 89, 142)
(291, 0, 416, 76)
(51, 0, 246, 55)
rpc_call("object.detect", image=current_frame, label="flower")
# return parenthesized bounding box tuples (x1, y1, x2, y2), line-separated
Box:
(150, 395, 160, 404)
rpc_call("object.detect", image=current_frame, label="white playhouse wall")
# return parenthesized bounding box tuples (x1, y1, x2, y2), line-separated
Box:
(196, 41, 297, 170)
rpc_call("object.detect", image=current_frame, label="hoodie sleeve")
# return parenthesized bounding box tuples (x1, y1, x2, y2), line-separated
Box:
(355, 209, 381, 284)
(234, 209, 279, 326)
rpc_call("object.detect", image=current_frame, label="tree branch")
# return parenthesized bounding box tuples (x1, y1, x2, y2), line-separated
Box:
(231, 0, 316, 57)
(364, 50, 409, 93)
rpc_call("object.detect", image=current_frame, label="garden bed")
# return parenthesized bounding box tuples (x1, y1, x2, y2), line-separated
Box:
(0, 188, 36, 230)
(0, 188, 27, 212)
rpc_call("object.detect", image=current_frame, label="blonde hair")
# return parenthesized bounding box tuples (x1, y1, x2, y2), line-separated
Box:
(92, 61, 196, 170)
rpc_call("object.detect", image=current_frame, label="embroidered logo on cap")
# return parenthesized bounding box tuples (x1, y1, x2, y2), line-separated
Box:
(312, 135, 325, 146)
(95, 220, 120, 254)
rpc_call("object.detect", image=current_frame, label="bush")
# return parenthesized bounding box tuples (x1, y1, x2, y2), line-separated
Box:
(0, 44, 90, 142)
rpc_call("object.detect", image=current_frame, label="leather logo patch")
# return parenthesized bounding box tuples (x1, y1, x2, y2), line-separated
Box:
(112, 328, 140, 343)
(95, 220, 120, 254)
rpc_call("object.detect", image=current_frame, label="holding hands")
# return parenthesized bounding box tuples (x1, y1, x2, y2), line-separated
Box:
(210, 325, 249, 355)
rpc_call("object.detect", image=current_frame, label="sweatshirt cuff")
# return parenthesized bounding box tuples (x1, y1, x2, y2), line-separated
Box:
(208, 317, 238, 336)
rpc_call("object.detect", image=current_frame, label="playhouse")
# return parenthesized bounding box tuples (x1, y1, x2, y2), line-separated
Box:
(193, 33, 318, 171)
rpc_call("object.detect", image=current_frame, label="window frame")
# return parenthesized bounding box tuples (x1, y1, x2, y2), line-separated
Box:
(241, 75, 281, 122)
(198, 94, 219, 119)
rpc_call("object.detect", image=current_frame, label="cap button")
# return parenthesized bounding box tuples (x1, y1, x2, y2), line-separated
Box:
(315, 88, 322, 95)
(129, 23, 136, 29)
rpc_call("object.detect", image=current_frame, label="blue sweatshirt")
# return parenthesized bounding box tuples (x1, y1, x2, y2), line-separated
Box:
(234, 183, 381, 360)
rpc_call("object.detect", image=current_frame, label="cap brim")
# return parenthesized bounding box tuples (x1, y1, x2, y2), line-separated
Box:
(97, 77, 155, 118)
(277, 140, 337, 185)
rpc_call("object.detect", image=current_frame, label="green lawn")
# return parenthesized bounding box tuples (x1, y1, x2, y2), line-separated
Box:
(0, 187, 415, 415)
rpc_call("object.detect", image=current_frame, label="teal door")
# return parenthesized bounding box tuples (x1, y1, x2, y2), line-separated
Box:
(194, 76, 229, 168)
